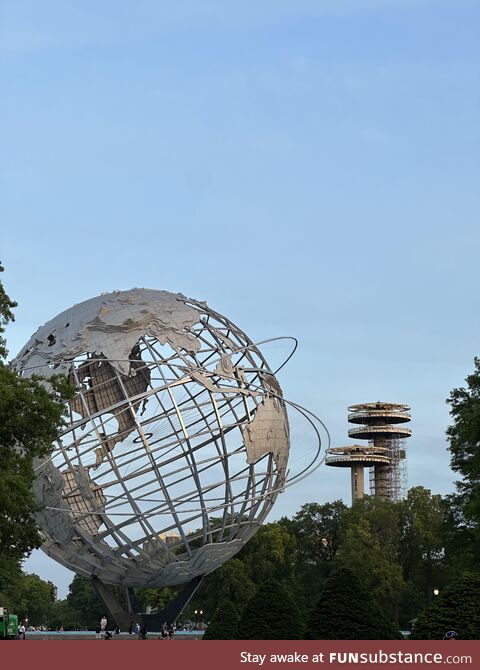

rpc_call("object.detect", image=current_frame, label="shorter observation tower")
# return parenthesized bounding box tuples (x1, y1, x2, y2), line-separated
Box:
(326, 402, 411, 504)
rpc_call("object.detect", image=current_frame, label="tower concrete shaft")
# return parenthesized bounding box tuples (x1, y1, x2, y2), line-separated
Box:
(351, 464, 365, 501)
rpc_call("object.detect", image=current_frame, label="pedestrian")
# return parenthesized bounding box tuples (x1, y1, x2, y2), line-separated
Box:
(18, 623, 26, 640)
(161, 622, 168, 640)
(168, 623, 174, 640)
(443, 631, 459, 640)
(95, 626, 101, 640)
(100, 614, 107, 638)
(134, 621, 141, 639)
(140, 623, 147, 640)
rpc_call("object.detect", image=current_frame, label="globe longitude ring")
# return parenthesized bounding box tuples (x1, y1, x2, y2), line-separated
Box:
(12, 289, 327, 588)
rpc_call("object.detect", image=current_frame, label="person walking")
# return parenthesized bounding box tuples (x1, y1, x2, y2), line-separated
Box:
(100, 614, 108, 638)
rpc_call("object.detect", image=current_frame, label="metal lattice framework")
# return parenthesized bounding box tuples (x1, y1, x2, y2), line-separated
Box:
(326, 401, 411, 504)
(13, 289, 326, 588)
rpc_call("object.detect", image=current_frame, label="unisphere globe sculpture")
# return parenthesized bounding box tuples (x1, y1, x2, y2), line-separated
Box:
(13, 289, 325, 589)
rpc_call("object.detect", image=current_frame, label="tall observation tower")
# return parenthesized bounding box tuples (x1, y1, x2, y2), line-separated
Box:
(325, 402, 411, 504)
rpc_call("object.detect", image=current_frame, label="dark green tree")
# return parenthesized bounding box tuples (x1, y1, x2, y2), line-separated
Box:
(237, 578, 304, 640)
(239, 523, 297, 585)
(306, 565, 400, 640)
(447, 358, 480, 523)
(135, 586, 176, 613)
(411, 573, 480, 640)
(10, 573, 55, 625)
(281, 501, 347, 609)
(64, 574, 129, 629)
(287, 501, 347, 564)
(0, 262, 16, 360)
(46, 599, 78, 631)
(186, 558, 255, 623)
(0, 557, 23, 611)
(0, 367, 71, 561)
(337, 500, 405, 621)
(0, 264, 72, 591)
(202, 599, 240, 640)
(191, 522, 299, 626)
(442, 493, 479, 577)
(214, 558, 256, 608)
(445, 360, 480, 572)
(66, 574, 105, 630)
(398, 487, 447, 624)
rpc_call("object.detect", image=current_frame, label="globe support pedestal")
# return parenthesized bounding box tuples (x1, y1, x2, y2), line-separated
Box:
(92, 575, 204, 631)
(91, 576, 135, 630)
(142, 575, 204, 630)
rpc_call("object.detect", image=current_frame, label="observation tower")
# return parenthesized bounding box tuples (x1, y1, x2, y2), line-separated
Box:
(326, 402, 411, 504)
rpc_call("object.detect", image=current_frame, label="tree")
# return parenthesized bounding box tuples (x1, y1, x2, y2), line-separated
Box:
(0, 367, 71, 560)
(237, 578, 304, 640)
(135, 586, 176, 613)
(287, 501, 347, 564)
(306, 565, 400, 640)
(11, 573, 55, 625)
(0, 262, 16, 360)
(282, 501, 347, 609)
(65, 575, 104, 630)
(47, 599, 78, 631)
(0, 557, 23, 611)
(444, 359, 480, 575)
(238, 522, 297, 585)
(0, 265, 72, 588)
(213, 558, 256, 608)
(337, 500, 405, 620)
(397, 487, 447, 625)
(187, 558, 255, 623)
(202, 599, 240, 640)
(442, 493, 480, 576)
(446, 360, 480, 553)
(411, 573, 480, 640)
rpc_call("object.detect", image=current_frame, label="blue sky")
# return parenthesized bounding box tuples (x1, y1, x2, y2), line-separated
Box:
(1, 0, 479, 597)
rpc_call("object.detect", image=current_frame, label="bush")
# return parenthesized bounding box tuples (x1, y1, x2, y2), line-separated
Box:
(237, 579, 304, 640)
(306, 565, 400, 640)
(411, 573, 480, 640)
(203, 599, 240, 639)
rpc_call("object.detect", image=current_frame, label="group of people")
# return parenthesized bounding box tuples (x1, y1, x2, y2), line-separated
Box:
(96, 615, 175, 640)
(160, 622, 175, 640)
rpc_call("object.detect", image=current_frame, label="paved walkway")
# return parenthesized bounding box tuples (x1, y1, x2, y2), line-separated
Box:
(24, 631, 204, 641)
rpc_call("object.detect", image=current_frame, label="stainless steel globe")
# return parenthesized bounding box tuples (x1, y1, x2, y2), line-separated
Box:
(13, 289, 324, 588)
